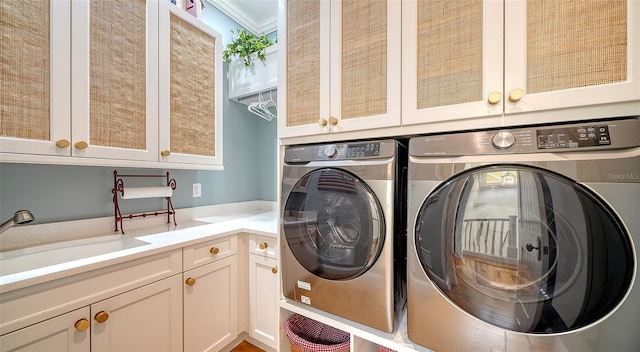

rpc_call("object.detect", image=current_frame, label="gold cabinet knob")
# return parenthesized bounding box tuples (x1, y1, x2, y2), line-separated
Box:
(56, 139, 70, 148)
(74, 141, 88, 150)
(259, 242, 268, 250)
(487, 92, 502, 105)
(508, 88, 524, 102)
(318, 118, 328, 127)
(209, 247, 219, 254)
(94, 311, 109, 324)
(160, 150, 171, 157)
(328, 116, 338, 126)
(271, 267, 278, 274)
(185, 277, 196, 286)
(74, 318, 90, 332)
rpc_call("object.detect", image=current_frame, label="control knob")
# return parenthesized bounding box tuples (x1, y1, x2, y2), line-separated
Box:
(324, 145, 337, 158)
(491, 131, 515, 150)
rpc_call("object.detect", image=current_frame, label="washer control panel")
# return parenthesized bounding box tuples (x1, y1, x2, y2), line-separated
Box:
(284, 140, 396, 163)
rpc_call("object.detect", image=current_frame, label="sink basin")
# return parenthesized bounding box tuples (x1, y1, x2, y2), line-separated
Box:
(0, 235, 149, 276)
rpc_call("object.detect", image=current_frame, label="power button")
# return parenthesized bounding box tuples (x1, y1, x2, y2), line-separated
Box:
(491, 131, 516, 150)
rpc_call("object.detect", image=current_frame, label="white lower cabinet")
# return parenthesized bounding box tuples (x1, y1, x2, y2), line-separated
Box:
(91, 275, 183, 352)
(183, 256, 238, 352)
(0, 232, 279, 352)
(248, 255, 279, 349)
(0, 307, 90, 352)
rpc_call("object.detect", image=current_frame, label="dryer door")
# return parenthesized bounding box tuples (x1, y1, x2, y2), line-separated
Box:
(283, 168, 385, 280)
(414, 164, 634, 334)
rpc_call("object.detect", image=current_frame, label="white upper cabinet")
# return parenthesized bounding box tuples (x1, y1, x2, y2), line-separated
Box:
(1, 0, 224, 169)
(503, 0, 640, 118)
(402, 0, 640, 127)
(1, 0, 158, 161)
(278, 0, 402, 139)
(1, 0, 72, 156)
(401, 0, 504, 126)
(158, 2, 224, 167)
(71, 0, 159, 161)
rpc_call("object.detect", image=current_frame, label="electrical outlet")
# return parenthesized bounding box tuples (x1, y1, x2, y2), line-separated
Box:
(192, 183, 201, 198)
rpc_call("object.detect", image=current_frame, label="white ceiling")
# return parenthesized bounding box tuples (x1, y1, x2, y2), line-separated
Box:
(205, 0, 278, 35)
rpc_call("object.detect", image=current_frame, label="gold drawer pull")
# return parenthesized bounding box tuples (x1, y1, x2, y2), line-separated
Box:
(185, 278, 196, 286)
(259, 242, 268, 250)
(94, 311, 109, 324)
(56, 139, 70, 148)
(74, 318, 90, 332)
(160, 150, 171, 157)
(74, 141, 88, 150)
(272, 267, 278, 274)
(328, 116, 338, 126)
(209, 247, 219, 254)
(318, 118, 328, 127)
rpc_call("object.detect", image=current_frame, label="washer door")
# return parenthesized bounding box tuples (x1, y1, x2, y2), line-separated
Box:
(415, 164, 634, 333)
(283, 168, 385, 280)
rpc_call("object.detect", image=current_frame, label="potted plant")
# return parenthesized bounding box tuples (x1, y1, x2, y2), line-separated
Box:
(223, 29, 276, 67)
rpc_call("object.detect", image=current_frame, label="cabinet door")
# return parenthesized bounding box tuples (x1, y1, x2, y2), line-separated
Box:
(402, 0, 504, 126)
(278, 0, 330, 138)
(504, 0, 640, 117)
(70, 0, 159, 161)
(184, 256, 238, 352)
(158, 3, 223, 167)
(91, 275, 183, 352)
(328, 0, 401, 133)
(0, 307, 90, 352)
(248, 255, 278, 349)
(0, 0, 71, 156)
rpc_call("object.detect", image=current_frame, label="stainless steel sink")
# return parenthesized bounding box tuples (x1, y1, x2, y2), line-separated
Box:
(0, 235, 149, 276)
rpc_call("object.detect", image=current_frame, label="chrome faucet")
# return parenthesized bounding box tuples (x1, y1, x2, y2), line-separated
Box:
(0, 210, 35, 235)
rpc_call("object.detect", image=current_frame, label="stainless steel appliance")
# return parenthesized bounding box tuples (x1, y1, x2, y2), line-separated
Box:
(281, 139, 407, 333)
(407, 118, 640, 351)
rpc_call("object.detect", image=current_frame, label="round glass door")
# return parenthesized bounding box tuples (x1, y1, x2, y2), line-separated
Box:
(415, 164, 634, 333)
(283, 168, 385, 280)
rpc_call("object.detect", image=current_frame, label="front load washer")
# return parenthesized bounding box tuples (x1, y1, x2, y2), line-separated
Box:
(407, 117, 639, 351)
(281, 139, 407, 333)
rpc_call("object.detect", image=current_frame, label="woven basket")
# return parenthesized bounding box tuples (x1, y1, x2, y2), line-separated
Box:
(284, 314, 350, 352)
(377, 345, 396, 352)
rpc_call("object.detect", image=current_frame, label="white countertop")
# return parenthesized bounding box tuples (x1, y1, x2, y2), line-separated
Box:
(0, 209, 277, 294)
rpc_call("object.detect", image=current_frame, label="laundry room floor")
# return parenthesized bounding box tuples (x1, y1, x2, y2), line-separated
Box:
(231, 341, 264, 352)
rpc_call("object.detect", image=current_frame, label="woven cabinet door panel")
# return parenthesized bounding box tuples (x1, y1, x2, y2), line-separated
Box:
(286, 0, 321, 128)
(89, 0, 147, 151)
(526, 0, 627, 94)
(341, 0, 388, 120)
(169, 13, 216, 157)
(1, 1, 51, 141)
(416, 0, 483, 110)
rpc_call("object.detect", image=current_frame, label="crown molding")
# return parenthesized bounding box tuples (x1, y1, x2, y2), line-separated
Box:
(205, 0, 277, 35)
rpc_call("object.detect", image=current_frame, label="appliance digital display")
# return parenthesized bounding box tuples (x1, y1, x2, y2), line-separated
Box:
(537, 125, 611, 149)
(346, 142, 381, 157)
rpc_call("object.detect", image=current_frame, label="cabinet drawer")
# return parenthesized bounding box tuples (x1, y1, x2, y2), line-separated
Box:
(249, 234, 277, 259)
(183, 235, 237, 271)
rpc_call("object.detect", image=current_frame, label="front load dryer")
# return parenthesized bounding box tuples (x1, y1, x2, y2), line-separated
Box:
(281, 139, 407, 333)
(407, 118, 639, 351)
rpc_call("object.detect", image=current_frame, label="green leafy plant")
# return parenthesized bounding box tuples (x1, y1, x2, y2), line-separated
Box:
(222, 29, 275, 67)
